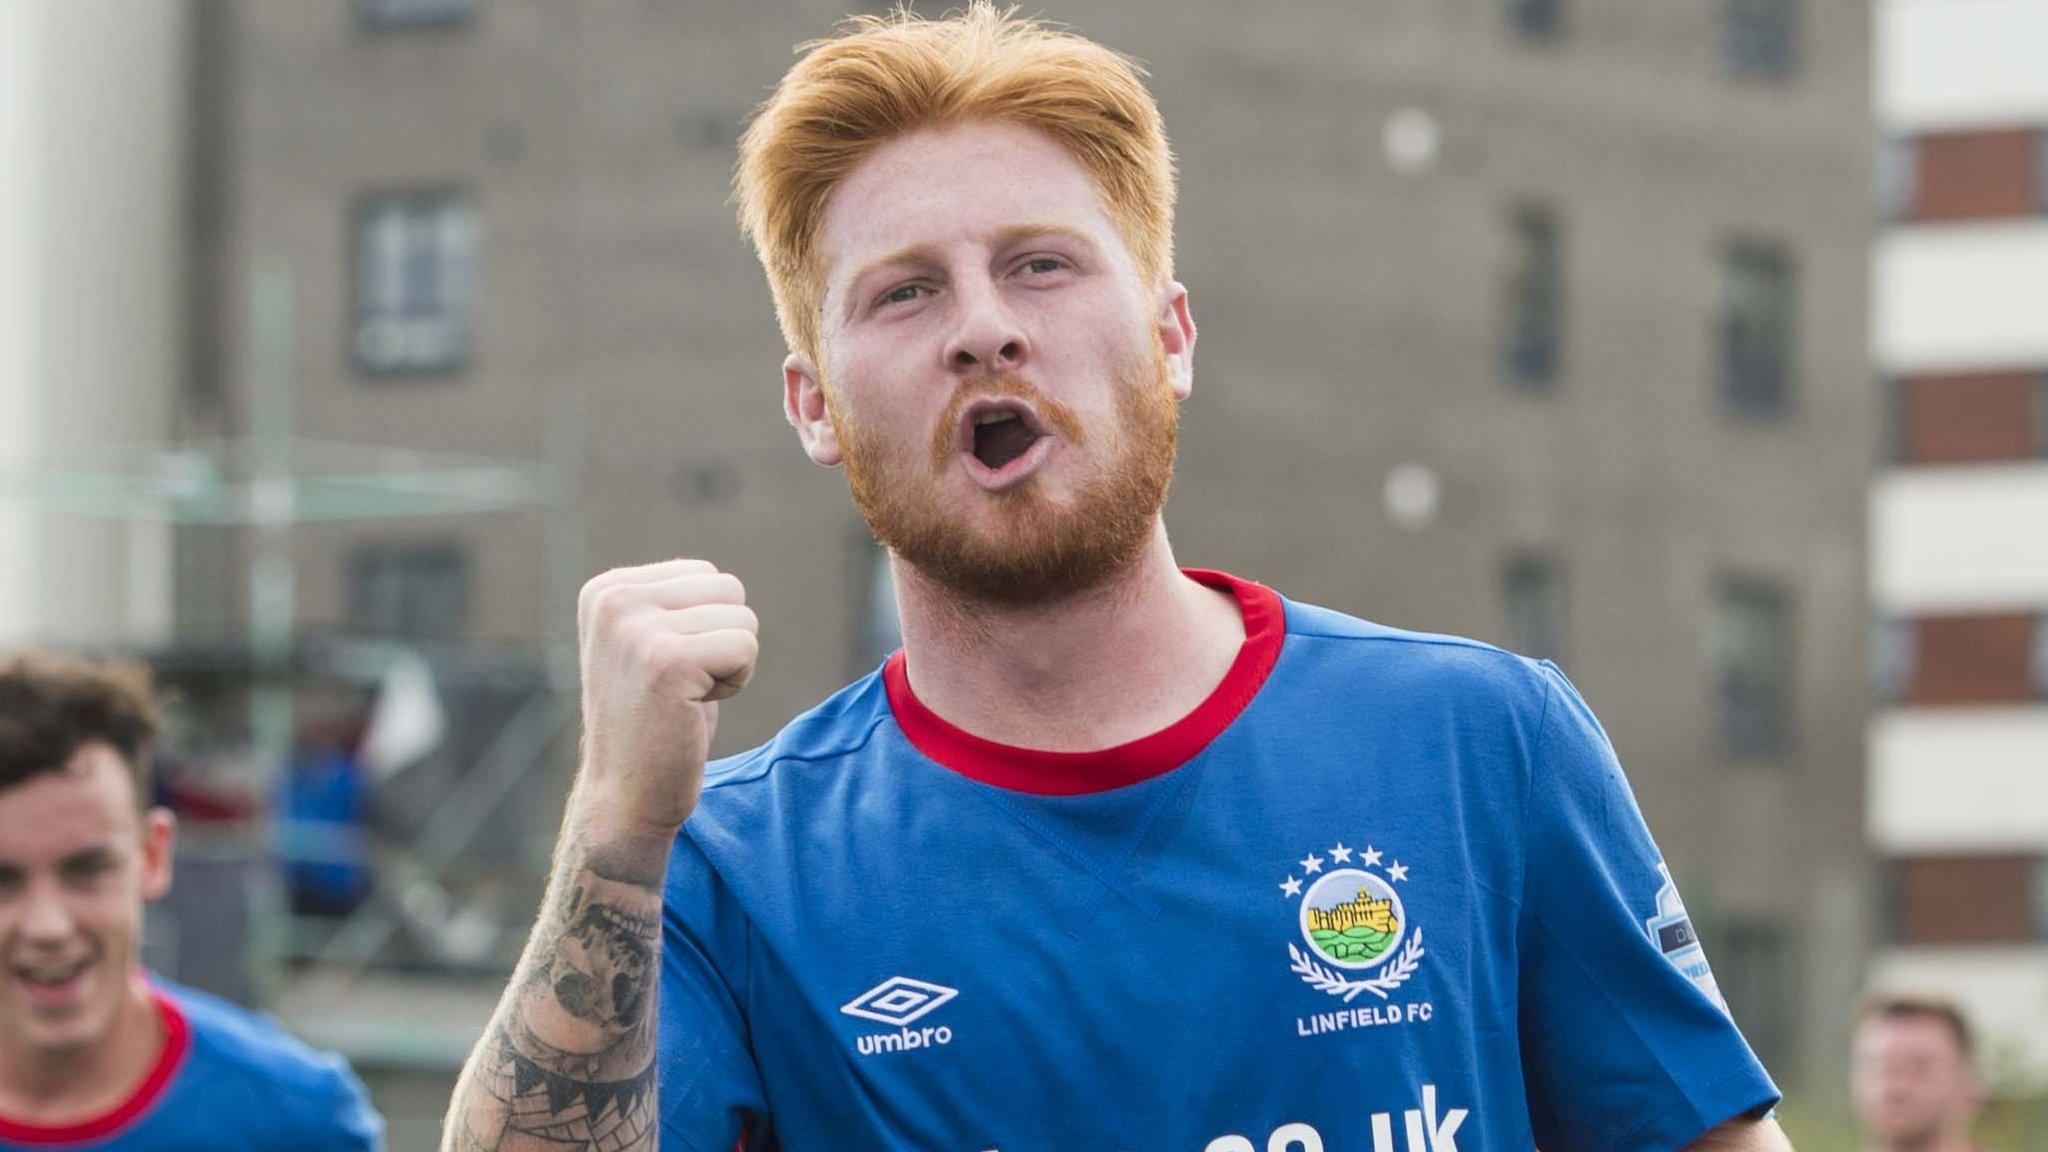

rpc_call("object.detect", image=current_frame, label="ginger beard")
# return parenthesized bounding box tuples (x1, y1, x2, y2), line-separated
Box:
(833, 338, 1179, 607)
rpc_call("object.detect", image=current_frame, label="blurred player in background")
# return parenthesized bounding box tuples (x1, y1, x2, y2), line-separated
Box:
(446, 5, 1794, 1150)
(0, 654, 383, 1151)
(1852, 995, 1988, 1152)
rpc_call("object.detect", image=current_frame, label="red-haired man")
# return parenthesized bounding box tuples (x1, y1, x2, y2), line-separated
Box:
(445, 7, 1792, 1151)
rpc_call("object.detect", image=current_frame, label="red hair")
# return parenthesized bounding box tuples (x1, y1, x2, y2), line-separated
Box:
(734, 3, 1177, 362)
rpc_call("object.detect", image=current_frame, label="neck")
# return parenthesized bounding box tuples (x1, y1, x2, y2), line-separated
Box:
(0, 981, 163, 1123)
(892, 524, 1244, 751)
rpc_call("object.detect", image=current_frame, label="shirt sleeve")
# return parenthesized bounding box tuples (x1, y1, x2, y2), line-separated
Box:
(658, 827, 769, 1152)
(1516, 661, 1780, 1152)
(304, 1056, 386, 1152)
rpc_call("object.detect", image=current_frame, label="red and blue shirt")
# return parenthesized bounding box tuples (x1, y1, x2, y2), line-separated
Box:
(658, 570, 1777, 1151)
(0, 979, 382, 1152)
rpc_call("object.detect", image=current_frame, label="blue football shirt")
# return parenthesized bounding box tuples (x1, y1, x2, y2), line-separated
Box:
(658, 570, 1778, 1151)
(0, 977, 383, 1152)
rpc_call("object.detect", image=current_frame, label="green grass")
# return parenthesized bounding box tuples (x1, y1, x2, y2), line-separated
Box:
(1310, 925, 1393, 963)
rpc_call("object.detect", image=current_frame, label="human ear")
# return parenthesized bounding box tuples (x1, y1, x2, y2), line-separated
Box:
(783, 353, 844, 467)
(1155, 282, 1196, 401)
(140, 808, 177, 902)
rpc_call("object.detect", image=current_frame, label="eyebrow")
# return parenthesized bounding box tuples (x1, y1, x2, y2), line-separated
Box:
(839, 223, 1101, 316)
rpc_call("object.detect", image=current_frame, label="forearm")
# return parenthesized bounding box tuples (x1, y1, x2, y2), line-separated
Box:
(1679, 1115, 1796, 1152)
(442, 819, 671, 1152)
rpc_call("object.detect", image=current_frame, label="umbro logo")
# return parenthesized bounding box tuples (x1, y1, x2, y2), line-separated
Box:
(842, 976, 959, 1056)
(841, 976, 958, 1026)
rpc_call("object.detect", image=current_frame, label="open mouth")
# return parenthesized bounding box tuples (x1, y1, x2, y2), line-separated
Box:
(965, 403, 1047, 472)
(14, 958, 91, 1009)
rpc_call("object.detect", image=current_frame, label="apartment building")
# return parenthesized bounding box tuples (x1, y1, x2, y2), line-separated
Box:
(1869, 0, 2048, 1085)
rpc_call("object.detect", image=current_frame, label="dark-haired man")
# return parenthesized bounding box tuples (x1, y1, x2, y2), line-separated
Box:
(1852, 995, 1988, 1152)
(0, 654, 384, 1151)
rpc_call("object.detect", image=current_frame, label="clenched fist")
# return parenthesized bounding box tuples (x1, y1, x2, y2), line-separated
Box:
(570, 559, 759, 852)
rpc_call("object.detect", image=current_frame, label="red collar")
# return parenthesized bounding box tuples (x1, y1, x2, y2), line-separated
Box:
(884, 569, 1285, 795)
(0, 985, 190, 1145)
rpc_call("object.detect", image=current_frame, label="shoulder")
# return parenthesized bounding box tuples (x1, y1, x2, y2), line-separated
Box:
(158, 980, 383, 1148)
(1276, 594, 1561, 723)
(694, 665, 895, 801)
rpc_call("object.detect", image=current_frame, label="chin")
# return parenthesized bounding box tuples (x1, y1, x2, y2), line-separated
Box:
(15, 977, 120, 1057)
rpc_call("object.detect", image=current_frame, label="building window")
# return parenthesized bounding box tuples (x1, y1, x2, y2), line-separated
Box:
(2039, 129, 2048, 214)
(1502, 552, 1565, 663)
(347, 540, 470, 640)
(353, 192, 475, 376)
(2034, 615, 2048, 699)
(857, 542, 901, 671)
(1876, 137, 1915, 223)
(1719, 241, 1796, 419)
(357, 0, 475, 30)
(2036, 374, 2048, 458)
(1503, 205, 1563, 389)
(1507, 0, 1563, 41)
(1708, 919, 1794, 1075)
(1715, 576, 1793, 758)
(1722, 0, 1798, 81)
(1869, 617, 1913, 705)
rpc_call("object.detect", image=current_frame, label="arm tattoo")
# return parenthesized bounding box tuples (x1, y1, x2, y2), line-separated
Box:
(443, 841, 665, 1152)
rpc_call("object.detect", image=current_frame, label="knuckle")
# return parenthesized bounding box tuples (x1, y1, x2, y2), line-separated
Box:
(709, 573, 747, 604)
(591, 584, 635, 622)
(640, 638, 688, 681)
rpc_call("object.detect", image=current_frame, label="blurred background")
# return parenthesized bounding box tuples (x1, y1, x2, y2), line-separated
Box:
(2, 0, 2045, 1147)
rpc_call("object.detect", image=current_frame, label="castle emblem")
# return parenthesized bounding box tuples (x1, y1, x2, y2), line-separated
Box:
(1280, 842, 1425, 1002)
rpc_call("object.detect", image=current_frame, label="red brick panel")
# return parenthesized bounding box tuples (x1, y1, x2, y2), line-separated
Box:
(1915, 130, 2041, 221)
(1900, 372, 2039, 465)
(1895, 855, 2037, 944)
(1909, 614, 2038, 704)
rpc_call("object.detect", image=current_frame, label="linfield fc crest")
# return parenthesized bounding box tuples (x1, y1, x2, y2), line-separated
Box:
(1279, 841, 1426, 1003)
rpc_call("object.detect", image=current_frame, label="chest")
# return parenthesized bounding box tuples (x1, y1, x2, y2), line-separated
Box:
(739, 767, 1525, 1149)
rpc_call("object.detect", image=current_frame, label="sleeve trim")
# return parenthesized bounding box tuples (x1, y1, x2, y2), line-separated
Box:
(1594, 1064, 1783, 1152)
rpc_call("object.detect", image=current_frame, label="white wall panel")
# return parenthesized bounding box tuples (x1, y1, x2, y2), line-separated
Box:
(1874, 223, 2048, 375)
(1879, 0, 2048, 131)
(1869, 708, 2048, 852)
(1872, 466, 2048, 612)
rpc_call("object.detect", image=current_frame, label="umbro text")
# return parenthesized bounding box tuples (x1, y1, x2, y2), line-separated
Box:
(854, 1024, 953, 1056)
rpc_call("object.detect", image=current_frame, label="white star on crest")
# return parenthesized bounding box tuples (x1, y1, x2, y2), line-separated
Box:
(1361, 845, 1384, 868)
(1329, 843, 1353, 864)
(1387, 861, 1410, 883)
(1299, 854, 1325, 875)
(1280, 876, 1303, 898)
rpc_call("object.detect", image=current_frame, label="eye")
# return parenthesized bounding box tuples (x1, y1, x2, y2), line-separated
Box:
(59, 854, 115, 885)
(1018, 256, 1068, 276)
(876, 282, 928, 308)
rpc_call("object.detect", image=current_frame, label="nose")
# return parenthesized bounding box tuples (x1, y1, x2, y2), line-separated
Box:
(20, 882, 77, 944)
(942, 278, 1029, 376)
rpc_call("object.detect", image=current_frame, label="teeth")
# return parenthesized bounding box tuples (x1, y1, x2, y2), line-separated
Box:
(973, 411, 1019, 427)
